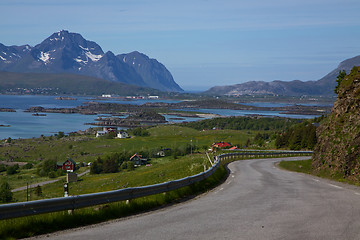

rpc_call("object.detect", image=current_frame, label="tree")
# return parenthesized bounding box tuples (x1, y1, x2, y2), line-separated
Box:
(103, 158, 118, 173)
(37, 159, 57, 177)
(34, 185, 42, 196)
(0, 181, 13, 203)
(6, 164, 19, 175)
(90, 157, 103, 174)
(334, 70, 346, 94)
(132, 127, 150, 137)
(57, 131, 65, 139)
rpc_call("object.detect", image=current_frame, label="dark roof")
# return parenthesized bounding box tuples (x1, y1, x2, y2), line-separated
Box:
(130, 153, 142, 161)
(65, 158, 76, 165)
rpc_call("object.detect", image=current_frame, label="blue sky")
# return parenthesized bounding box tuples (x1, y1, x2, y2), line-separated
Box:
(1, 0, 360, 91)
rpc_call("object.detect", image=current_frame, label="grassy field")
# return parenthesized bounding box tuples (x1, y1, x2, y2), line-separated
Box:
(0, 125, 253, 165)
(12, 153, 212, 202)
(0, 125, 260, 202)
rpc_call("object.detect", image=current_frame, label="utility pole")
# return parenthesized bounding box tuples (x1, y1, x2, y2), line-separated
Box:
(190, 139, 193, 155)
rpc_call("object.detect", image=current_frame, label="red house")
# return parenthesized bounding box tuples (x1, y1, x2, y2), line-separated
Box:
(62, 158, 76, 172)
(210, 142, 232, 151)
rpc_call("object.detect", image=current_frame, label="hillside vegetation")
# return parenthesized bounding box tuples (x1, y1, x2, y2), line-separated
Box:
(0, 71, 161, 96)
(313, 66, 360, 181)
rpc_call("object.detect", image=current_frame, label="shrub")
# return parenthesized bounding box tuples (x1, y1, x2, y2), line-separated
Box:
(22, 163, 33, 169)
(34, 185, 42, 196)
(0, 181, 13, 203)
(0, 164, 6, 173)
(6, 164, 19, 175)
(131, 127, 150, 137)
(37, 159, 58, 177)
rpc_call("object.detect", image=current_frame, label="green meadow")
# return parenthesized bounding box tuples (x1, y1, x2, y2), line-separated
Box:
(0, 125, 259, 202)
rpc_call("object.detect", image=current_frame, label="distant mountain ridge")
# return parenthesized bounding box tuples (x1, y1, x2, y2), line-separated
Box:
(0, 71, 162, 96)
(205, 55, 360, 96)
(0, 30, 183, 92)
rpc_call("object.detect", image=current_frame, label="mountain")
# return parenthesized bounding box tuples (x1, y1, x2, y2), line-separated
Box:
(204, 55, 360, 96)
(118, 51, 182, 92)
(313, 66, 360, 181)
(0, 30, 183, 92)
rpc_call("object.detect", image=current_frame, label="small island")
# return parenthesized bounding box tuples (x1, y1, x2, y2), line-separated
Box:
(32, 113, 47, 116)
(55, 97, 77, 100)
(0, 108, 16, 112)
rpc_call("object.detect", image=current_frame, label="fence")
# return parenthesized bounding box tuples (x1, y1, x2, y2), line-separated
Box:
(0, 151, 311, 220)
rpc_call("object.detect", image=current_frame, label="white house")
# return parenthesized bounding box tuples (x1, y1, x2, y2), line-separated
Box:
(117, 131, 129, 139)
(96, 131, 106, 137)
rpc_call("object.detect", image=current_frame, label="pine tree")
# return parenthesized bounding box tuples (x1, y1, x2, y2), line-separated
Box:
(334, 70, 346, 94)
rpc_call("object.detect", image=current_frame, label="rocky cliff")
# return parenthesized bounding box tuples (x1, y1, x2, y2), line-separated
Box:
(313, 66, 360, 180)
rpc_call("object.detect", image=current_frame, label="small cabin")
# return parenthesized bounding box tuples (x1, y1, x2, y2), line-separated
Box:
(61, 158, 76, 172)
(129, 153, 147, 166)
(96, 131, 106, 137)
(117, 131, 129, 139)
(156, 148, 172, 157)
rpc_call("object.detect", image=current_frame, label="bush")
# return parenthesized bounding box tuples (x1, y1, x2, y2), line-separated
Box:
(22, 163, 33, 169)
(0, 164, 6, 173)
(6, 164, 19, 175)
(37, 159, 58, 177)
(0, 181, 13, 203)
(90, 157, 103, 174)
(131, 127, 150, 137)
(56, 131, 65, 139)
(34, 185, 42, 196)
(106, 132, 117, 139)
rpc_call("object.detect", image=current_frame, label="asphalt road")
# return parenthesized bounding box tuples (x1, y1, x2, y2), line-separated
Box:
(30, 157, 360, 240)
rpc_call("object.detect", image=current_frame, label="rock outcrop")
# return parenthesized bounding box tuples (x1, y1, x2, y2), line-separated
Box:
(313, 66, 360, 180)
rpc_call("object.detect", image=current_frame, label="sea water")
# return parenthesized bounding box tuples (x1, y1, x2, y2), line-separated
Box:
(0, 95, 324, 139)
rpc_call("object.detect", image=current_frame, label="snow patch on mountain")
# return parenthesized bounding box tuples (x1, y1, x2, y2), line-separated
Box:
(39, 52, 50, 63)
(79, 45, 102, 62)
(85, 51, 102, 62)
(49, 37, 64, 41)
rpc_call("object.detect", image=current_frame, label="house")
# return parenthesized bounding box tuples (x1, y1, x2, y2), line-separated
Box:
(210, 142, 232, 151)
(129, 153, 148, 166)
(103, 127, 117, 133)
(117, 131, 129, 139)
(156, 148, 172, 157)
(96, 131, 106, 137)
(61, 158, 76, 172)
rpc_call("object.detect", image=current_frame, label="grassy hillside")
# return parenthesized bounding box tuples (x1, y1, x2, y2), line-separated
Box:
(0, 125, 255, 196)
(0, 71, 162, 96)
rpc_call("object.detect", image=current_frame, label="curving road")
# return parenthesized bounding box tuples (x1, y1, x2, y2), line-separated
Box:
(30, 157, 360, 240)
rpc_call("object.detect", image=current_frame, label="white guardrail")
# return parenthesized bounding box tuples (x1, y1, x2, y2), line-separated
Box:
(0, 151, 312, 220)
